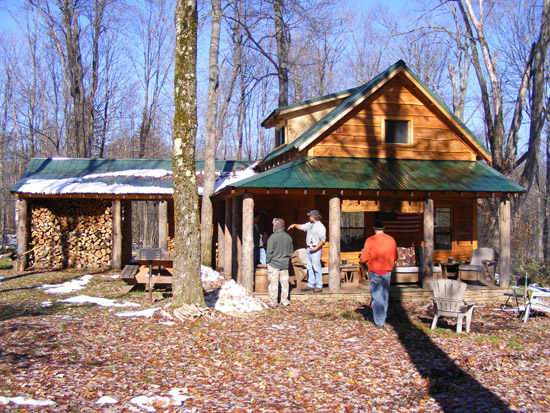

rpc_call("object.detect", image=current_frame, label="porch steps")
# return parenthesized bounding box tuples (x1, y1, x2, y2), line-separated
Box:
(254, 284, 507, 304)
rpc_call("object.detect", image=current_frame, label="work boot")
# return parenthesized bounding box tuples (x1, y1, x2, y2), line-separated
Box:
(301, 287, 314, 292)
(313, 287, 323, 293)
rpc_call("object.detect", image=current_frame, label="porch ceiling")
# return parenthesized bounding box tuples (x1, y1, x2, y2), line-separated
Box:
(228, 157, 525, 194)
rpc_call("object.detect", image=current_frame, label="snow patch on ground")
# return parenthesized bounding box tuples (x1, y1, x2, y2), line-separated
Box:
(109, 273, 120, 279)
(201, 265, 224, 283)
(41, 301, 52, 307)
(201, 265, 225, 293)
(59, 295, 139, 308)
(159, 321, 176, 326)
(214, 161, 258, 193)
(39, 274, 93, 294)
(116, 307, 160, 318)
(0, 396, 55, 407)
(205, 280, 267, 313)
(95, 396, 118, 405)
(130, 391, 192, 412)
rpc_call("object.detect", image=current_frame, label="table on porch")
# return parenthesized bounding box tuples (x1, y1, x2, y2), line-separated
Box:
(340, 264, 360, 286)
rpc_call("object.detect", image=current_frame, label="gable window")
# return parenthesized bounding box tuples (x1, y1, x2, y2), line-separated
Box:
(341, 212, 365, 252)
(275, 127, 285, 147)
(384, 119, 410, 144)
(434, 207, 452, 250)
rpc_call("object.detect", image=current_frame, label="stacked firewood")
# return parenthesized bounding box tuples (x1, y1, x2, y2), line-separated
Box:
(29, 199, 113, 269)
(167, 236, 174, 251)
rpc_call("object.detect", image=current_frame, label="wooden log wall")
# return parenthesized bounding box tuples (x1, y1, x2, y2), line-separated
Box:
(29, 199, 113, 269)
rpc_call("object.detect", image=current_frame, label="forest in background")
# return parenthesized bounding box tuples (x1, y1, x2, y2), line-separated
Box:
(0, 0, 548, 277)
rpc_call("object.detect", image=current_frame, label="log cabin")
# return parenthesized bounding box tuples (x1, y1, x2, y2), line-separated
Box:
(11, 61, 524, 294)
(212, 60, 524, 291)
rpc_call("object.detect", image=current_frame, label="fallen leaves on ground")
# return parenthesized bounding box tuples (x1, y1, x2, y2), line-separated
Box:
(1, 268, 549, 412)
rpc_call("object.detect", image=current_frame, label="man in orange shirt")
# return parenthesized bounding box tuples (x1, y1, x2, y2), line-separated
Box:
(360, 219, 398, 328)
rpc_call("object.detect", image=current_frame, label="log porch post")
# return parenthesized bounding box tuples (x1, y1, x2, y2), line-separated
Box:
(112, 199, 123, 270)
(422, 196, 434, 290)
(122, 200, 133, 265)
(328, 194, 341, 293)
(498, 197, 511, 288)
(242, 193, 255, 293)
(232, 196, 242, 283)
(158, 200, 168, 250)
(15, 198, 29, 271)
(224, 198, 233, 279)
(216, 201, 225, 271)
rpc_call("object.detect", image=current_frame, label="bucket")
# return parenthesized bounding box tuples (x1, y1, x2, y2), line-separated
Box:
(255, 265, 269, 293)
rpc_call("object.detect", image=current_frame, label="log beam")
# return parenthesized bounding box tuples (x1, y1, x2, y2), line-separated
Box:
(122, 200, 133, 265)
(498, 197, 511, 288)
(328, 194, 341, 292)
(112, 199, 123, 270)
(224, 198, 233, 279)
(158, 200, 168, 250)
(232, 196, 242, 282)
(216, 201, 225, 271)
(242, 193, 255, 293)
(422, 196, 434, 290)
(15, 198, 28, 271)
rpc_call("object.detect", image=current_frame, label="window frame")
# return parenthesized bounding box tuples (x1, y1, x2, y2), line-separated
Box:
(340, 211, 366, 252)
(275, 126, 286, 148)
(382, 117, 414, 145)
(434, 207, 452, 251)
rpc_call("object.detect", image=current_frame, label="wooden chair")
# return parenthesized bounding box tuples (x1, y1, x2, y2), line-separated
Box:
(431, 279, 475, 333)
(458, 248, 496, 285)
(290, 248, 329, 290)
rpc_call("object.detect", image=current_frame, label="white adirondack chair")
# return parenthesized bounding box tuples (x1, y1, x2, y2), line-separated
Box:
(431, 279, 475, 333)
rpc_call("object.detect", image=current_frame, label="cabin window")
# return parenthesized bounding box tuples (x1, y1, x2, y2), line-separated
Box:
(275, 127, 285, 147)
(341, 211, 365, 252)
(434, 207, 452, 250)
(384, 119, 410, 144)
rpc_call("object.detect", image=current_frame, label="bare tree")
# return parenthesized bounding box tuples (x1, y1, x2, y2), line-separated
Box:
(200, 0, 221, 266)
(172, 0, 204, 306)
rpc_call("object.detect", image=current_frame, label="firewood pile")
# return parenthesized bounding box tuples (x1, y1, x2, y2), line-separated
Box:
(29, 199, 113, 269)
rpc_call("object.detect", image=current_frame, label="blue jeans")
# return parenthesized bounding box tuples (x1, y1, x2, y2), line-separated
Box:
(255, 247, 266, 266)
(306, 248, 323, 288)
(369, 271, 391, 326)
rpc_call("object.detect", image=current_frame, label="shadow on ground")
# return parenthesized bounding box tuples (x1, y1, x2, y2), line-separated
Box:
(355, 289, 513, 412)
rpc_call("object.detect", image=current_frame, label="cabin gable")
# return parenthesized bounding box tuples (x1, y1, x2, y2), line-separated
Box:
(310, 75, 477, 161)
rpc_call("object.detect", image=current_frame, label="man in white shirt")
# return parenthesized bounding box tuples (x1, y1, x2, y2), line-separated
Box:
(288, 210, 327, 292)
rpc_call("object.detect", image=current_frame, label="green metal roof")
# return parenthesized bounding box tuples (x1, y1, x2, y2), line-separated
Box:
(230, 157, 525, 193)
(261, 85, 362, 127)
(11, 158, 250, 195)
(260, 60, 490, 164)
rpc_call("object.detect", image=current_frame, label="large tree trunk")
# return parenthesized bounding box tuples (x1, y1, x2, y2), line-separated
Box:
(200, 0, 221, 266)
(172, 0, 204, 307)
(520, 0, 550, 194)
(544, 130, 550, 262)
(273, 0, 289, 107)
(60, 0, 89, 157)
(498, 198, 511, 288)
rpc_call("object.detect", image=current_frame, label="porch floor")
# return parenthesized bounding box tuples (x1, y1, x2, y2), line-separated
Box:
(253, 282, 506, 303)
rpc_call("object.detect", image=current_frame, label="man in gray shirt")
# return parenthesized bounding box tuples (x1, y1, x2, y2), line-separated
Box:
(266, 218, 294, 307)
(288, 210, 327, 292)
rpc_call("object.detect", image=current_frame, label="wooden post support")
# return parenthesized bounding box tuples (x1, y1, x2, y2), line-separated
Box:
(224, 198, 233, 280)
(15, 198, 28, 271)
(217, 201, 225, 271)
(498, 197, 511, 288)
(328, 194, 341, 293)
(158, 200, 168, 250)
(112, 199, 123, 270)
(232, 196, 242, 283)
(422, 196, 434, 290)
(122, 200, 133, 266)
(242, 193, 255, 293)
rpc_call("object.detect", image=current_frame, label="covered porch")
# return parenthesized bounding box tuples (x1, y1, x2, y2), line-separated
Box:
(213, 157, 524, 293)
